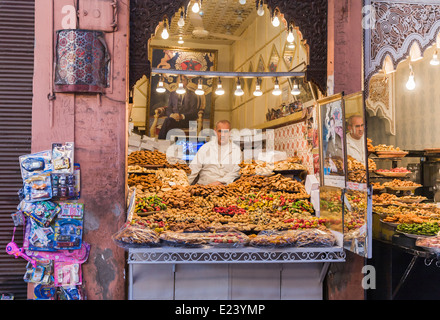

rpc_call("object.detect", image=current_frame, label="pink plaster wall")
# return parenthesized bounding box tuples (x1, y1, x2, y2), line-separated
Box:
(328, 0, 363, 95)
(32, 0, 128, 299)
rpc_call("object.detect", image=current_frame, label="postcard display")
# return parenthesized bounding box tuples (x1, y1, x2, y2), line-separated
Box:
(5, 143, 89, 300)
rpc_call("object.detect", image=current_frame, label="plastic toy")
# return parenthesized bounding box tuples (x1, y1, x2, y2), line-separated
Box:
(52, 142, 74, 174)
(21, 157, 45, 172)
(5, 227, 37, 268)
(34, 284, 56, 300)
(19, 150, 53, 180)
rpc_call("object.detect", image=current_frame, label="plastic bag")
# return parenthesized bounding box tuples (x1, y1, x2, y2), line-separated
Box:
(112, 223, 160, 249)
(206, 231, 249, 248)
(294, 228, 336, 247)
(249, 230, 297, 248)
(159, 231, 211, 248)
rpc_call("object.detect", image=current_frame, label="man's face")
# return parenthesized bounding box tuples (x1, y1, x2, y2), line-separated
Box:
(349, 116, 364, 140)
(215, 122, 231, 145)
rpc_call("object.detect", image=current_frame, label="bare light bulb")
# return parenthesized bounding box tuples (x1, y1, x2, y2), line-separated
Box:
(272, 78, 282, 96)
(161, 25, 169, 39)
(239, 0, 246, 4)
(291, 82, 301, 95)
(195, 80, 204, 95)
(257, 4, 264, 16)
(431, 51, 439, 66)
(156, 79, 166, 93)
(176, 81, 186, 94)
(192, 1, 200, 13)
(235, 80, 244, 96)
(272, 15, 280, 27)
(178, 16, 185, 28)
(253, 84, 263, 96)
(215, 79, 225, 95)
(406, 72, 416, 91)
(178, 36, 184, 44)
(287, 30, 295, 43)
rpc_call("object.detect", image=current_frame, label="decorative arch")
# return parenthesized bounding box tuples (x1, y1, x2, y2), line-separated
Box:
(129, 0, 328, 94)
(364, 0, 440, 97)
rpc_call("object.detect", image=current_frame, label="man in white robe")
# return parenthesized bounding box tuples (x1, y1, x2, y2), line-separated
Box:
(346, 114, 366, 163)
(188, 120, 242, 185)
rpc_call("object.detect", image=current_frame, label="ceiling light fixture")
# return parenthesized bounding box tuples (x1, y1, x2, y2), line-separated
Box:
(161, 19, 169, 39)
(406, 64, 416, 91)
(239, 0, 246, 4)
(178, 36, 184, 44)
(215, 78, 225, 96)
(272, 11, 280, 27)
(253, 78, 263, 96)
(156, 76, 166, 93)
(291, 80, 301, 95)
(192, 0, 200, 13)
(431, 50, 440, 66)
(257, 1, 264, 16)
(235, 78, 244, 96)
(177, 10, 185, 27)
(287, 26, 295, 43)
(195, 79, 205, 95)
(176, 76, 186, 94)
(272, 78, 282, 95)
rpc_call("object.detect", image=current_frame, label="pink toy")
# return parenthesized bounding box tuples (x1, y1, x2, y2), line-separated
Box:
(6, 227, 37, 268)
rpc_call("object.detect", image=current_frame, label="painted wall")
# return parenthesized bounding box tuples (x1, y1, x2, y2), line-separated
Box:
(32, 0, 128, 299)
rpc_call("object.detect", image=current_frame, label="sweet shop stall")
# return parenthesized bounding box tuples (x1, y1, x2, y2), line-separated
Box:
(119, 0, 371, 300)
(4, 143, 89, 300)
(364, 0, 440, 299)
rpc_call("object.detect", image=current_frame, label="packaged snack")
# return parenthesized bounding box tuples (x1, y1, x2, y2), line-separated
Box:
(294, 228, 336, 247)
(52, 142, 74, 174)
(249, 230, 297, 248)
(19, 150, 53, 180)
(159, 231, 210, 248)
(207, 231, 249, 248)
(23, 173, 53, 202)
(112, 223, 160, 249)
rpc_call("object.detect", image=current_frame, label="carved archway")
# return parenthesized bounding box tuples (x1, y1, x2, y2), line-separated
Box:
(129, 0, 328, 94)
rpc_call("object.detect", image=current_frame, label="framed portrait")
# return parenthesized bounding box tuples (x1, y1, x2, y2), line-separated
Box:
(317, 93, 347, 188)
(147, 46, 218, 137)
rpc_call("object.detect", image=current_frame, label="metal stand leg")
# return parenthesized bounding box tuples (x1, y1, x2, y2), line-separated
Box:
(392, 255, 417, 300)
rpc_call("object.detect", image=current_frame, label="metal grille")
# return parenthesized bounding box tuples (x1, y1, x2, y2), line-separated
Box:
(0, 0, 35, 300)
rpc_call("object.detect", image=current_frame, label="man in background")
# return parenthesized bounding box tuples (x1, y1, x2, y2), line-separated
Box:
(187, 120, 242, 186)
(346, 114, 366, 163)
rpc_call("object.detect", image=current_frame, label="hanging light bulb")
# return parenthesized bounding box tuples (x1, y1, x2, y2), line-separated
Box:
(239, 0, 246, 4)
(156, 76, 166, 93)
(234, 78, 244, 96)
(195, 79, 204, 95)
(272, 78, 282, 96)
(287, 26, 295, 43)
(257, 1, 264, 16)
(215, 78, 225, 96)
(431, 50, 440, 66)
(161, 20, 169, 39)
(406, 64, 416, 91)
(177, 10, 185, 28)
(176, 76, 186, 94)
(253, 78, 263, 96)
(178, 36, 184, 44)
(272, 11, 280, 27)
(192, 1, 200, 13)
(291, 80, 301, 95)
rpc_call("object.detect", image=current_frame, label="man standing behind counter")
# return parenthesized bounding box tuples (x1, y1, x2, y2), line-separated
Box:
(187, 120, 242, 186)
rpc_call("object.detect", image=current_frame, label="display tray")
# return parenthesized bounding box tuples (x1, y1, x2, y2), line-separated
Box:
(385, 185, 421, 191)
(273, 169, 307, 175)
(375, 151, 408, 158)
(397, 231, 434, 239)
(424, 148, 440, 154)
(374, 171, 410, 178)
(380, 219, 399, 228)
(416, 244, 440, 254)
(397, 196, 428, 203)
